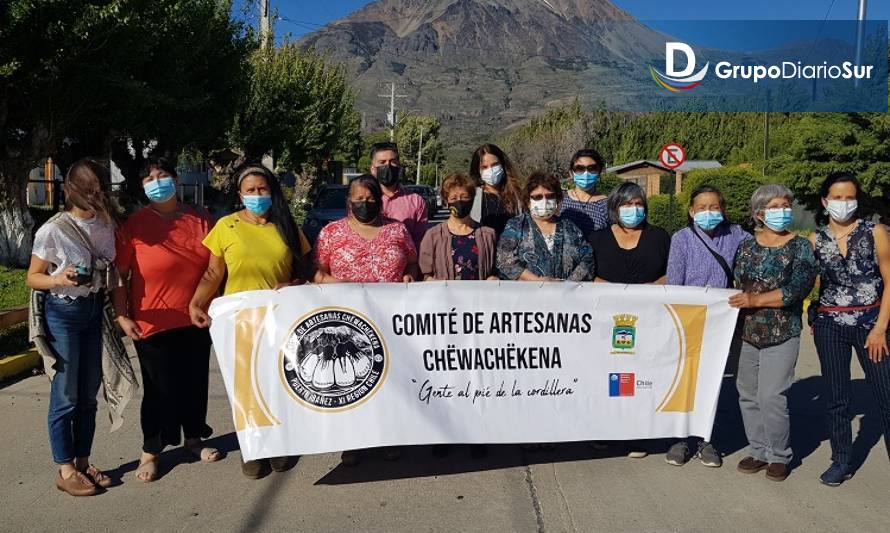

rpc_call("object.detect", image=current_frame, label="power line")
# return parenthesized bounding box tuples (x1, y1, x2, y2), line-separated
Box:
(377, 82, 408, 141)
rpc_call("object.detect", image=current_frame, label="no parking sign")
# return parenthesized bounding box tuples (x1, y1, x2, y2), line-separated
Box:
(659, 143, 686, 170)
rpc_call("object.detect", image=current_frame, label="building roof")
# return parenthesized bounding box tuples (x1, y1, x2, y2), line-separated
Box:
(607, 160, 723, 174)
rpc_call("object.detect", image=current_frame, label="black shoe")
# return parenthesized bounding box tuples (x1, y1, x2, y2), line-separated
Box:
(819, 462, 852, 486)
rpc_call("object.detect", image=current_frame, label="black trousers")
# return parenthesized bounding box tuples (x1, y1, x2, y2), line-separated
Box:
(814, 317, 890, 466)
(134, 326, 213, 454)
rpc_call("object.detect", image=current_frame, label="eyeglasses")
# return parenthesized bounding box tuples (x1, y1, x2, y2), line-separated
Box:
(530, 193, 557, 201)
(572, 164, 599, 174)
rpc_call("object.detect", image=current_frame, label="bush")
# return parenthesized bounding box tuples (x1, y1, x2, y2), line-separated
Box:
(647, 194, 687, 233)
(680, 166, 766, 226)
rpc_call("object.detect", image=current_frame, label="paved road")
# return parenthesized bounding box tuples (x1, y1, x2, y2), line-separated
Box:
(2, 329, 889, 532)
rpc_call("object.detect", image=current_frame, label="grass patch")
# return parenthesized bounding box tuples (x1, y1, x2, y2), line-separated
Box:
(0, 323, 29, 358)
(0, 267, 28, 310)
(0, 268, 30, 359)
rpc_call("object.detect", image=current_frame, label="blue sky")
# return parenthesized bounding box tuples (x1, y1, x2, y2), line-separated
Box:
(233, 0, 890, 40)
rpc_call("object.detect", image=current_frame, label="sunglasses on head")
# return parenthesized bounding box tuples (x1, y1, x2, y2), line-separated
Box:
(572, 164, 600, 174)
(530, 193, 557, 201)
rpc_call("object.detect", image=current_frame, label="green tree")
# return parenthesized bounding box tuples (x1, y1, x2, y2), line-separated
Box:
(679, 166, 766, 226)
(766, 113, 890, 215)
(0, 0, 251, 266)
(230, 44, 361, 173)
(394, 113, 444, 185)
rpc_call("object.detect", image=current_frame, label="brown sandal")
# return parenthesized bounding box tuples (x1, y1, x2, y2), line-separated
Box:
(56, 470, 97, 497)
(84, 464, 112, 488)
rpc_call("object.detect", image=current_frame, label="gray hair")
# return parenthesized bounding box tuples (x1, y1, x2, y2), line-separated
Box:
(750, 183, 794, 227)
(607, 181, 648, 224)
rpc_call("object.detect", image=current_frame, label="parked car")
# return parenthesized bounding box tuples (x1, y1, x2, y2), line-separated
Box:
(302, 184, 347, 244)
(404, 184, 439, 219)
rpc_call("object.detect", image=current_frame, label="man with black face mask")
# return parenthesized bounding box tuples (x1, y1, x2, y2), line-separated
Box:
(369, 142, 428, 249)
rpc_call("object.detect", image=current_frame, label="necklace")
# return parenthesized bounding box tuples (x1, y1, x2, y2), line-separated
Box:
(830, 220, 858, 242)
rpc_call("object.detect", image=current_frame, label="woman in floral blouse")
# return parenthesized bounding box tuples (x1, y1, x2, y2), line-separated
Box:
(313, 173, 418, 466)
(808, 172, 890, 486)
(730, 184, 817, 482)
(496, 171, 594, 282)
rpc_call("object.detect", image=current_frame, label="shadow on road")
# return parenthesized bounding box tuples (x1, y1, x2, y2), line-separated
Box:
(314, 442, 630, 485)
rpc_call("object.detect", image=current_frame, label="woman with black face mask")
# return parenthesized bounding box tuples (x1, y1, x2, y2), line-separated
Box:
(313, 174, 418, 466)
(314, 174, 418, 286)
(419, 173, 498, 282)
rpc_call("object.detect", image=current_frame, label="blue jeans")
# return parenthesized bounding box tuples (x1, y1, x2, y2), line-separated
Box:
(45, 292, 103, 464)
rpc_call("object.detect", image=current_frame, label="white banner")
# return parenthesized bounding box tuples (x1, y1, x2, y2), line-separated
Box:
(208, 282, 739, 460)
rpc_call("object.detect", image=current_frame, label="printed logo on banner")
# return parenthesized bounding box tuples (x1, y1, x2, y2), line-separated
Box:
(610, 314, 638, 354)
(280, 307, 387, 411)
(608, 373, 635, 397)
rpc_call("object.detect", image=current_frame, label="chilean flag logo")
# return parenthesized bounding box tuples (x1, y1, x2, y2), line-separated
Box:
(609, 373, 635, 397)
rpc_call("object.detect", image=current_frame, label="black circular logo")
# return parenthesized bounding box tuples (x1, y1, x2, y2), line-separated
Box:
(281, 309, 387, 410)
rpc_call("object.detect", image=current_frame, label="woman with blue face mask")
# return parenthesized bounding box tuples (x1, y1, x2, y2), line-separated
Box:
(112, 158, 221, 483)
(189, 164, 312, 480)
(730, 184, 817, 482)
(561, 148, 609, 235)
(588, 182, 671, 286)
(663, 184, 751, 469)
(586, 181, 670, 459)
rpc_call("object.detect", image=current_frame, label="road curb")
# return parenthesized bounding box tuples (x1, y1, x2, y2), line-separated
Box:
(0, 348, 40, 381)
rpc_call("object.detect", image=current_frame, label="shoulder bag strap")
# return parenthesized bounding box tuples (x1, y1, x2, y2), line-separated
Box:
(689, 224, 735, 288)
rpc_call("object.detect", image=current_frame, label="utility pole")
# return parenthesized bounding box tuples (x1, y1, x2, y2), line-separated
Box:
(854, 0, 868, 88)
(377, 83, 407, 142)
(260, 0, 271, 49)
(416, 126, 424, 184)
(763, 88, 771, 176)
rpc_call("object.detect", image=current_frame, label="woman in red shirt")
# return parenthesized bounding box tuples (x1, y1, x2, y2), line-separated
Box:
(112, 158, 222, 482)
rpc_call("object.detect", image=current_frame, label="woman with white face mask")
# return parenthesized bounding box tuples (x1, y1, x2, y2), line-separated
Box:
(496, 171, 593, 282)
(730, 184, 817, 482)
(469, 144, 523, 237)
(808, 172, 890, 487)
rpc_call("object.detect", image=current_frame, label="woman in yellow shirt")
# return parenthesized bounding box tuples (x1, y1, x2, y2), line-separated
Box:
(189, 164, 311, 479)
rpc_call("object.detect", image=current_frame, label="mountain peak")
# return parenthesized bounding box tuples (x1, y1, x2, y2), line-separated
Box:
(341, 0, 634, 38)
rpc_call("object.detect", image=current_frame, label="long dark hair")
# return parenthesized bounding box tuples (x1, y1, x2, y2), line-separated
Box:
(234, 163, 304, 280)
(469, 143, 522, 215)
(817, 172, 861, 225)
(64, 158, 120, 225)
(687, 184, 727, 225)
